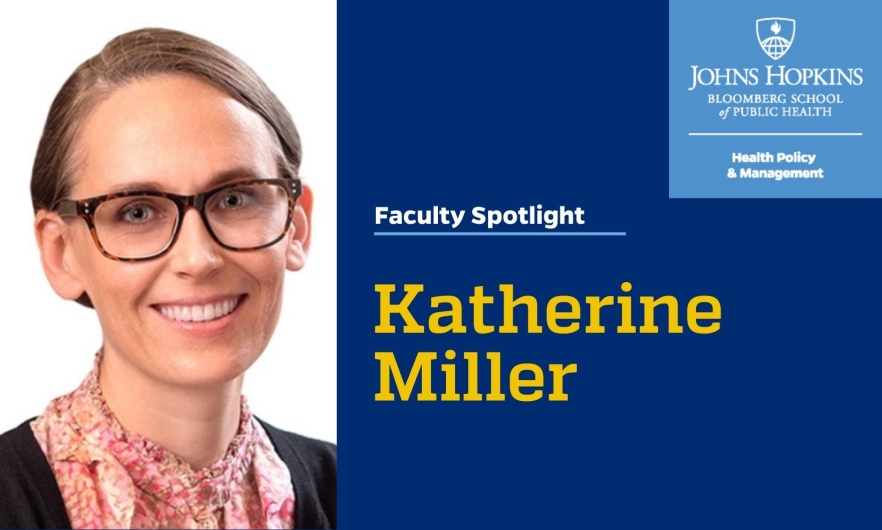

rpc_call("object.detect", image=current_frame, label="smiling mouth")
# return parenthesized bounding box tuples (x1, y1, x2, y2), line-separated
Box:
(155, 295, 244, 323)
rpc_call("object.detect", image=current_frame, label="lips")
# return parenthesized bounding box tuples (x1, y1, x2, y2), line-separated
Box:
(154, 295, 243, 323)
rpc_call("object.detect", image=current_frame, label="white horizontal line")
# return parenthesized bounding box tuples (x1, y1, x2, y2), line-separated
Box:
(688, 132, 862, 136)
(374, 232, 627, 236)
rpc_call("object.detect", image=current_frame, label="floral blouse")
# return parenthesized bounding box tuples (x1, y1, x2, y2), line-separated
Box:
(30, 358, 295, 529)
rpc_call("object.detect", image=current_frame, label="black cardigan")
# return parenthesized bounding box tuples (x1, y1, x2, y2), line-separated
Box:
(0, 419, 336, 529)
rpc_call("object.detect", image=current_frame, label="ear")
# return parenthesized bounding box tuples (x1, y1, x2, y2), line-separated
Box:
(286, 183, 313, 271)
(34, 210, 87, 301)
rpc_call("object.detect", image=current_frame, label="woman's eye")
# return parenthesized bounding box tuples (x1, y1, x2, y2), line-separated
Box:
(223, 193, 244, 207)
(219, 190, 255, 208)
(118, 203, 156, 223)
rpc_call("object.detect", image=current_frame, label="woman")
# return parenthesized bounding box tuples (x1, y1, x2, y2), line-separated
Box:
(0, 28, 336, 529)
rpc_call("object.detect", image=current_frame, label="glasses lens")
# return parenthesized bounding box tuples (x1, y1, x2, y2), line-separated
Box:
(205, 182, 290, 249)
(93, 195, 179, 259)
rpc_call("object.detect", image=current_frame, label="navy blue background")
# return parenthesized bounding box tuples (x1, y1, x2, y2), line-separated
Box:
(339, 1, 880, 527)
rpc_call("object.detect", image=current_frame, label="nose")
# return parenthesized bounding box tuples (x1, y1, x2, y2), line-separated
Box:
(168, 208, 224, 278)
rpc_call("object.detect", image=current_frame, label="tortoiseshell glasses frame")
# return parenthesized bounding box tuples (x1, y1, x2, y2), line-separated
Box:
(52, 178, 302, 262)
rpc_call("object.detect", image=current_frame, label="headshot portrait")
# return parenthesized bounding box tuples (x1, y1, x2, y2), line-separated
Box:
(0, 3, 336, 529)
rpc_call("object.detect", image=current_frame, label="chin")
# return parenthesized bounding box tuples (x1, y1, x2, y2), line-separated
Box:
(152, 346, 262, 388)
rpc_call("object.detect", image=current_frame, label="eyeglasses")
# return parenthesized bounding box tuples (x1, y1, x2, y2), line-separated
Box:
(53, 178, 302, 261)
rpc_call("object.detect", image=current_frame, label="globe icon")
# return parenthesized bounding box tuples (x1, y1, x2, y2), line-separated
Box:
(761, 35, 791, 59)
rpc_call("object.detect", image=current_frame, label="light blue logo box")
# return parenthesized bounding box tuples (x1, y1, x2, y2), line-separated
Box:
(669, 0, 879, 198)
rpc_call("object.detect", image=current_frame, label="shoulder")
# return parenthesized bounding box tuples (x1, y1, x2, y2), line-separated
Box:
(0, 419, 32, 461)
(0, 420, 71, 528)
(256, 418, 337, 529)
(0, 420, 47, 490)
(260, 419, 337, 473)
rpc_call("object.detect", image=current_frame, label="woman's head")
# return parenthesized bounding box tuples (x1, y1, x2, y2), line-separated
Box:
(31, 28, 305, 307)
(32, 29, 312, 388)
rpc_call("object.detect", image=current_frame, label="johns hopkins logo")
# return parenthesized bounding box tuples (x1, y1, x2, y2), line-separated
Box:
(756, 18, 796, 60)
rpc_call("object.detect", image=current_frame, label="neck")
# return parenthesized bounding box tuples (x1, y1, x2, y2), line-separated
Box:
(98, 348, 243, 470)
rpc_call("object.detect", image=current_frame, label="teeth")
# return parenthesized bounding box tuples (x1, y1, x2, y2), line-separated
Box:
(159, 297, 240, 323)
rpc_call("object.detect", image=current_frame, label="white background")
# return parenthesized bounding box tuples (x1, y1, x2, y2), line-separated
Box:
(0, 1, 337, 443)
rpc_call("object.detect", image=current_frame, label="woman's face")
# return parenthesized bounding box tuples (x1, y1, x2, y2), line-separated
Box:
(56, 75, 308, 388)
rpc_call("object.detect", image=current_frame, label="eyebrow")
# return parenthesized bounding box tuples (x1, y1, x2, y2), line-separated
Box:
(103, 167, 269, 195)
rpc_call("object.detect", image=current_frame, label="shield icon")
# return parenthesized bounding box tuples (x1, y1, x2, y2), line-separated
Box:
(756, 18, 796, 60)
